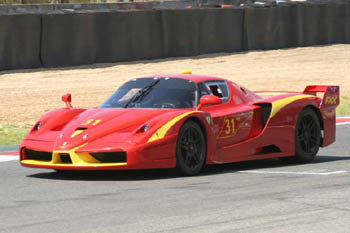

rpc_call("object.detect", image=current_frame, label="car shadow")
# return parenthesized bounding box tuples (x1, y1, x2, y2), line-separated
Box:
(27, 155, 350, 181)
(312, 155, 350, 164)
(201, 155, 350, 175)
(27, 168, 179, 181)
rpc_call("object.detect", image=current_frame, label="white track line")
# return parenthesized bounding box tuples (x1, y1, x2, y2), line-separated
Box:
(336, 116, 350, 126)
(239, 170, 347, 176)
(0, 156, 18, 163)
(336, 122, 350, 126)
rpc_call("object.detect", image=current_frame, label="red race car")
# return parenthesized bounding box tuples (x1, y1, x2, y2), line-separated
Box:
(19, 71, 339, 175)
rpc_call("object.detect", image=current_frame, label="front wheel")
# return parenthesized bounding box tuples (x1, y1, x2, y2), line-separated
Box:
(176, 121, 206, 176)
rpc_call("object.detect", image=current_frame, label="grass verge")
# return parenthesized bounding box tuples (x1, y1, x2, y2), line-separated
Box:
(0, 124, 31, 146)
(337, 97, 350, 116)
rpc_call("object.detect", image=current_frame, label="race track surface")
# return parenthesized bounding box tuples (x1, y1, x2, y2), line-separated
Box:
(1, 125, 350, 233)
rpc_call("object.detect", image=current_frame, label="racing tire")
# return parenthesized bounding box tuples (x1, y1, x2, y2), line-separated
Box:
(280, 107, 321, 163)
(176, 121, 206, 176)
(294, 107, 321, 163)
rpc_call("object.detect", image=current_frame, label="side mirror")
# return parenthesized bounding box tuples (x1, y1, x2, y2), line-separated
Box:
(62, 93, 72, 108)
(197, 95, 221, 110)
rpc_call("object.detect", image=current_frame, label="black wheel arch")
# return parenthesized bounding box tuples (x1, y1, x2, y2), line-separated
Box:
(301, 105, 324, 146)
(304, 105, 324, 131)
(183, 117, 208, 166)
(184, 117, 207, 143)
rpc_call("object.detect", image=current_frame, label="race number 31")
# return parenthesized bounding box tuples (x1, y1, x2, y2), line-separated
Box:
(224, 118, 235, 135)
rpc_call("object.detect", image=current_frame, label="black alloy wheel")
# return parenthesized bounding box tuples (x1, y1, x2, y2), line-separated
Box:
(176, 121, 206, 175)
(280, 107, 321, 163)
(297, 115, 319, 153)
(294, 107, 322, 163)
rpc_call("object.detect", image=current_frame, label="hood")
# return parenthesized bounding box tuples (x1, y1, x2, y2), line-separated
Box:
(52, 108, 182, 150)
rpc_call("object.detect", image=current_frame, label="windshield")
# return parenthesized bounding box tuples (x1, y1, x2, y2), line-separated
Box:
(100, 78, 198, 109)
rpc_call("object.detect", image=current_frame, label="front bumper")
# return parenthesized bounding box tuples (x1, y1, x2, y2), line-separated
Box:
(19, 135, 177, 170)
(20, 160, 129, 170)
(20, 148, 127, 170)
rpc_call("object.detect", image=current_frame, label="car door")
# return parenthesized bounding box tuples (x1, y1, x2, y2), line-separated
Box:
(199, 80, 256, 161)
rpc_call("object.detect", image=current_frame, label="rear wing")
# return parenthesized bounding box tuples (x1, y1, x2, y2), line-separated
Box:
(304, 85, 339, 147)
(303, 85, 340, 108)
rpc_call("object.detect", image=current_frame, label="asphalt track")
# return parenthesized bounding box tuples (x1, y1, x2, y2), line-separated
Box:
(0, 125, 350, 233)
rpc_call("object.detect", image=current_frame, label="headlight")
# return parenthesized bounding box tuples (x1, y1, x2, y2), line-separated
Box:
(142, 124, 150, 132)
(136, 124, 151, 134)
(33, 122, 42, 131)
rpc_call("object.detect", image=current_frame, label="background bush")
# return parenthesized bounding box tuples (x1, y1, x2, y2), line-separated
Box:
(0, 0, 136, 4)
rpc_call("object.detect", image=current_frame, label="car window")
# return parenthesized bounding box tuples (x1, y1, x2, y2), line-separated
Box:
(198, 82, 211, 97)
(100, 78, 198, 109)
(200, 81, 229, 103)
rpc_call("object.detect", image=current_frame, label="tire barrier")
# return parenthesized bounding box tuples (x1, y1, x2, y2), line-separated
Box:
(41, 12, 98, 67)
(41, 8, 244, 67)
(161, 8, 244, 58)
(244, 1, 350, 50)
(0, 14, 41, 70)
(42, 10, 164, 67)
(95, 10, 163, 63)
(0, 0, 349, 70)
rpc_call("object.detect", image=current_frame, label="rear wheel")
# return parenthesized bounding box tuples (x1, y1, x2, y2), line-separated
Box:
(176, 121, 206, 176)
(280, 107, 321, 163)
(294, 108, 321, 163)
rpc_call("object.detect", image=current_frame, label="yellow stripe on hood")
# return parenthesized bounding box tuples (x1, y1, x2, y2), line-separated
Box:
(148, 111, 201, 143)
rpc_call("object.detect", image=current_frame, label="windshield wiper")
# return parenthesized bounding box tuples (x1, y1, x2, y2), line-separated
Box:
(124, 79, 160, 108)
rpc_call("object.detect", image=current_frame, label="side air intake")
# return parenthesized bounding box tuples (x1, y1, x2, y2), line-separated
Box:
(254, 103, 272, 128)
(259, 145, 282, 155)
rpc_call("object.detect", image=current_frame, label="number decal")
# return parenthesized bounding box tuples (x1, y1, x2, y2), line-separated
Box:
(224, 119, 231, 134)
(217, 112, 253, 139)
(81, 119, 102, 126)
(231, 118, 235, 134)
(92, 119, 102, 126)
(224, 118, 235, 135)
(81, 119, 93, 126)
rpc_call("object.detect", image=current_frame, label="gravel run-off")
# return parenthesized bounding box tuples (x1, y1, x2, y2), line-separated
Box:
(1, 44, 349, 126)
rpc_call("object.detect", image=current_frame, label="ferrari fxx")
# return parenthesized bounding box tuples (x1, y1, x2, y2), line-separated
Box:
(19, 71, 339, 175)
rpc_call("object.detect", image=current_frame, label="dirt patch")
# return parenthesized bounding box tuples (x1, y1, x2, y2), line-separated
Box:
(1, 44, 349, 125)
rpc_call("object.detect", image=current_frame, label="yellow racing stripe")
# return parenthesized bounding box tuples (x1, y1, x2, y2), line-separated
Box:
(148, 111, 201, 143)
(270, 94, 312, 118)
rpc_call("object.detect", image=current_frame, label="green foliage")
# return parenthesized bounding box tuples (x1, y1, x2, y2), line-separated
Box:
(0, 124, 31, 146)
(0, 0, 21, 3)
(0, 0, 123, 4)
(337, 97, 350, 116)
